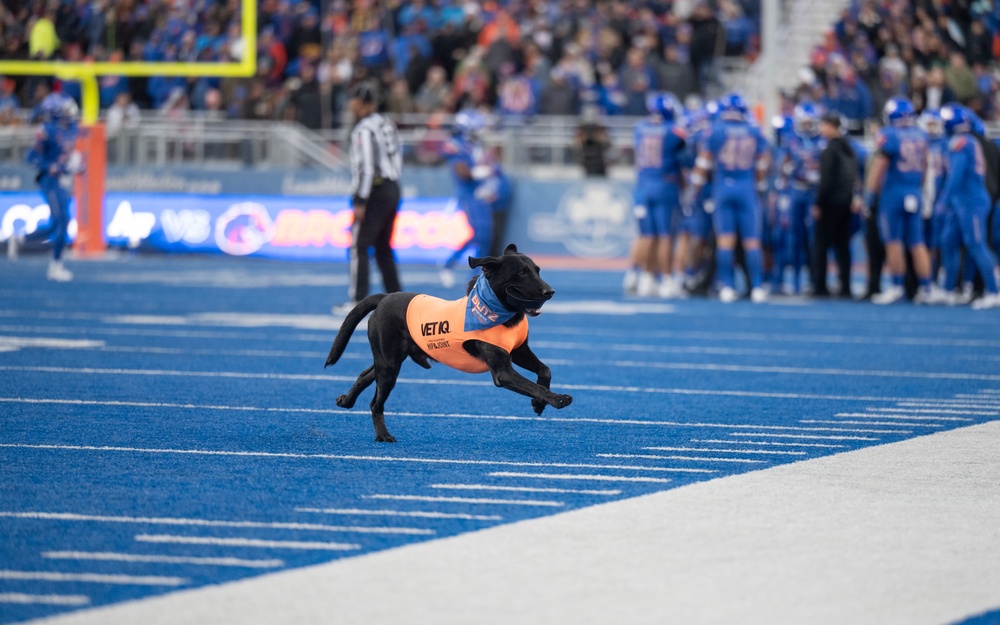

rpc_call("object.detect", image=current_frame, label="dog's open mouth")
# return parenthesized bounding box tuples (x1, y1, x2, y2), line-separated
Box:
(506, 286, 551, 317)
(525, 308, 542, 317)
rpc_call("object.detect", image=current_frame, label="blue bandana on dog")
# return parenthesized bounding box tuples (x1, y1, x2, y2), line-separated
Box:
(465, 275, 516, 331)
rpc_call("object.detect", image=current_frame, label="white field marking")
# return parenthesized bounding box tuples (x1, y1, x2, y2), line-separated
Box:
(103, 313, 350, 331)
(0, 593, 90, 606)
(361, 495, 564, 508)
(0, 444, 714, 473)
(801, 419, 943, 428)
(609, 360, 1000, 382)
(134, 535, 360, 551)
(956, 393, 1000, 399)
(975, 389, 1000, 394)
(0, 336, 104, 350)
(595, 453, 765, 464)
(488, 472, 672, 484)
(864, 407, 999, 416)
(41, 551, 284, 568)
(0, 511, 433, 536)
(0, 323, 330, 342)
(294, 508, 501, 521)
(895, 401, 1000, 409)
(729, 433, 879, 441)
(693, 438, 847, 449)
(0, 397, 918, 436)
(428, 484, 621, 496)
(642, 446, 806, 456)
(530, 340, 795, 357)
(0, 570, 186, 586)
(836, 413, 973, 423)
(544, 325, 1000, 347)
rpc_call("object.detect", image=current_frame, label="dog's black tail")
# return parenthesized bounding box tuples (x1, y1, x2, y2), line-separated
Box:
(325, 294, 387, 368)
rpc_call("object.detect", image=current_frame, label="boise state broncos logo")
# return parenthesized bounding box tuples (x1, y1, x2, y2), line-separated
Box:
(530, 182, 635, 258)
(214, 202, 275, 256)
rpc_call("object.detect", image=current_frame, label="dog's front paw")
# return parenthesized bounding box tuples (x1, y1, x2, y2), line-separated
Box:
(336, 394, 355, 409)
(532, 398, 547, 415)
(549, 394, 573, 409)
(375, 433, 397, 443)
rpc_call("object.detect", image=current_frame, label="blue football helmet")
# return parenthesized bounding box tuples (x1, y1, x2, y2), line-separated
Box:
(453, 109, 486, 138)
(940, 104, 978, 136)
(883, 97, 915, 127)
(918, 109, 944, 138)
(645, 92, 681, 122)
(39, 93, 79, 126)
(792, 101, 822, 138)
(717, 92, 749, 120)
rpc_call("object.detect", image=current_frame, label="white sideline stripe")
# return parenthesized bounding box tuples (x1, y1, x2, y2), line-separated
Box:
(596, 453, 765, 464)
(531, 340, 796, 356)
(895, 402, 1000, 410)
(958, 393, 1000, 398)
(802, 419, 942, 428)
(835, 413, 973, 422)
(0, 570, 186, 586)
(428, 484, 621, 496)
(609, 360, 1000, 381)
(42, 551, 284, 568)
(0, 336, 104, 349)
(362, 495, 564, 508)
(643, 446, 806, 456)
(0, 593, 90, 606)
(0, 444, 716, 473)
(694, 438, 847, 449)
(6, 362, 1000, 390)
(0, 511, 433, 536)
(730, 433, 878, 441)
(865, 407, 998, 416)
(295, 508, 501, 521)
(489, 472, 672, 484)
(135, 535, 360, 551)
(0, 399, 917, 435)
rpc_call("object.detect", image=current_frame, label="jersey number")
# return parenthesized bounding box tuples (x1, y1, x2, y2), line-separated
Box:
(718, 136, 757, 170)
(636, 135, 663, 169)
(897, 140, 926, 173)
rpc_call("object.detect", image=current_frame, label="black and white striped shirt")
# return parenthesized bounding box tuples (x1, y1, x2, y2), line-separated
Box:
(349, 113, 402, 201)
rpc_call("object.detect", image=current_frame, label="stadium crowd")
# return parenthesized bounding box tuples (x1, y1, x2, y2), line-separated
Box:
(0, 0, 760, 126)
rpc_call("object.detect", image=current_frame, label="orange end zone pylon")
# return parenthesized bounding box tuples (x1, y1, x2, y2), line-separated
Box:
(73, 123, 107, 256)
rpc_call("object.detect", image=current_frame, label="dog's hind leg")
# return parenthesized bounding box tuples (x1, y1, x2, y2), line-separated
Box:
(336, 365, 375, 409)
(510, 341, 554, 415)
(369, 357, 403, 442)
(464, 340, 572, 410)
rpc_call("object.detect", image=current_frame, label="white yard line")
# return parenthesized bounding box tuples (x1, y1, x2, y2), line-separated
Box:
(42, 552, 284, 568)
(487, 472, 673, 484)
(428, 484, 621, 496)
(361, 495, 564, 508)
(0, 512, 432, 536)
(133, 535, 360, 551)
(0, 570, 186, 586)
(0, 593, 90, 606)
(294, 508, 501, 521)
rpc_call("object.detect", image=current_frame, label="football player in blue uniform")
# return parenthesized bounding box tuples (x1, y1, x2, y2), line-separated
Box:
(439, 109, 492, 288)
(936, 104, 1000, 309)
(782, 101, 824, 294)
(767, 114, 795, 293)
(863, 97, 937, 304)
(623, 92, 687, 298)
(9, 93, 82, 281)
(672, 106, 714, 295)
(689, 92, 770, 303)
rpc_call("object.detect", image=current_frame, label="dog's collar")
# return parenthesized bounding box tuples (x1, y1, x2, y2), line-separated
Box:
(465, 276, 517, 331)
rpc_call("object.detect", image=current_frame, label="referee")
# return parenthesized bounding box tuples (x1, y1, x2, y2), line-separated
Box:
(334, 81, 403, 314)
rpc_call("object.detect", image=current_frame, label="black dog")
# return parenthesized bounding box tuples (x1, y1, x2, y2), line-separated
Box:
(325, 244, 572, 442)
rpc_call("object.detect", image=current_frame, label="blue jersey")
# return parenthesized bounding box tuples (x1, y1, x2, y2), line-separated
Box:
(784, 133, 823, 189)
(634, 120, 686, 184)
(443, 135, 485, 202)
(701, 120, 768, 182)
(937, 133, 990, 211)
(876, 125, 927, 195)
(26, 121, 77, 176)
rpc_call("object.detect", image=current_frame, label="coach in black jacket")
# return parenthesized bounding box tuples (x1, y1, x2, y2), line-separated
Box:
(811, 112, 858, 298)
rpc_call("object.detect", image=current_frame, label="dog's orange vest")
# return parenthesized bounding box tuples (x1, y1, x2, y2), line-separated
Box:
(406, 294, 528, 373)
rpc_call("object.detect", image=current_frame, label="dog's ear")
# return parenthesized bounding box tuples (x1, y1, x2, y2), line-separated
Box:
(503, 243, 518, 255)
(468, 255, 500, 271)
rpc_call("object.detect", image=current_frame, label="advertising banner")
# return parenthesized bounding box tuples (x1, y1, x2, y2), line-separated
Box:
(0, 192, 472, 264)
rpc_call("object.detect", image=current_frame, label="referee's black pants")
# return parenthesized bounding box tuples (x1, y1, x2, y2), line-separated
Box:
(350, 180, 402, 302)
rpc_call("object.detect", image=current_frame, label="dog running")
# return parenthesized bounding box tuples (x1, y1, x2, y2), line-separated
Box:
(325, 244, 573, 442)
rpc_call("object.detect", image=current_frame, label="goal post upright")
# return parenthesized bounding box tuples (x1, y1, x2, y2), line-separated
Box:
(0, 0, 257, 255)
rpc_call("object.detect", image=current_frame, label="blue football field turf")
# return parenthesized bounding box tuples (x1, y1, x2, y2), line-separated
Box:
(2, 254, 999, 624)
